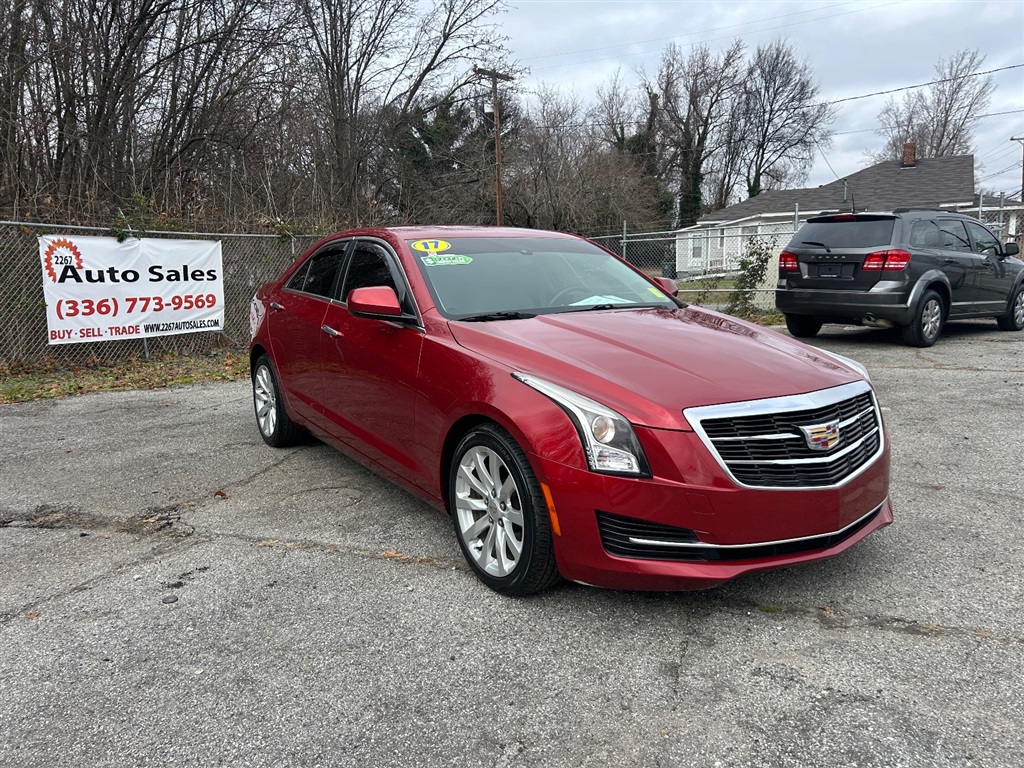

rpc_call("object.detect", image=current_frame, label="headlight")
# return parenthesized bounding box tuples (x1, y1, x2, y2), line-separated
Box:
(818, 348, 871, 382)
(512, 373, 650, 476)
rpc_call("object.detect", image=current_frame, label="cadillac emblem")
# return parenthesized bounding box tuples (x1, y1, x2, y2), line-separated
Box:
(799, 422, 841, 451)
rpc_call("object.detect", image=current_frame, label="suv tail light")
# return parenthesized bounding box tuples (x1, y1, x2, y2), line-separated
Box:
(779, 251, 799, 272)
(862, 249, 911, 271)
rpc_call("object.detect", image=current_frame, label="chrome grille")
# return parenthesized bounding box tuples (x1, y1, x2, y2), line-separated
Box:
(685, 382, 883, 489)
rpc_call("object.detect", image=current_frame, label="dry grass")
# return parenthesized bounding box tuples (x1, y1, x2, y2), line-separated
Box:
(0, 349, 249, 404)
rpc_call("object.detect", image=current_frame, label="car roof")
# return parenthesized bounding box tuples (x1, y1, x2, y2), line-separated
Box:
(345, 225, 582, 240)
(807, 208, 971, 221)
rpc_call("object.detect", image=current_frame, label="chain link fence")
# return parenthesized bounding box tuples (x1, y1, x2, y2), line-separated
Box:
(0, 221, 318, 367)
(590, 224, 793, 316)
(8, 209, 1018, 367)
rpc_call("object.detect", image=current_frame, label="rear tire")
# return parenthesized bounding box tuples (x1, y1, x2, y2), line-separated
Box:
(785, 314, 822, 338)
(996, 284, 1024, 331)
(449, 424, 561, 596)
(901, 290, 945, 347)
(252, 355, 303, 447)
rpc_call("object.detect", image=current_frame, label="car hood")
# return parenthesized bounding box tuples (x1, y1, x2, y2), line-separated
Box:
(448, 307, 864, 431)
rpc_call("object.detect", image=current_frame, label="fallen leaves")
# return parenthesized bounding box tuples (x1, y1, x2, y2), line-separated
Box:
(0, 350, 249, 404)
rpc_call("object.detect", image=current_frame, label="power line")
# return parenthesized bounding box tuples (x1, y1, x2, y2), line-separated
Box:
(977, 144, 1020, 164)
(509, 97, 1023, 137)
(816, 142, 841, 181)
(819, 64, 1024, 106)
(978, 161, 1024, 183)
(834, 109, 1024, 137)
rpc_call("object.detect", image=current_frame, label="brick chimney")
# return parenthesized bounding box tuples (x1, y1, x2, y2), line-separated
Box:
(902, 141, 917, 167)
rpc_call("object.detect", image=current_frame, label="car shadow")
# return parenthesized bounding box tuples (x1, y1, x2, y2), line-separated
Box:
(805, 318, 1006, 346)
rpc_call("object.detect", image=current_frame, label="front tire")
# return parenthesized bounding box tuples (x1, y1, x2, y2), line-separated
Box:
(252, 355, 302, 447)
(449, 424, 560, 596)
(901, 290, 945, 347)
(996, 284, 1024, 331)
(785, 314, 822, 338)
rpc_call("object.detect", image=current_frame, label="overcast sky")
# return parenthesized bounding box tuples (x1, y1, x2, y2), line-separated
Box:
(498, 0, 1024, 198)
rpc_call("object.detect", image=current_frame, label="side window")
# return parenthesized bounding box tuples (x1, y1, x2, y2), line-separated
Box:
(341, 243, 399, 301)
(285, 260, 311, 291)
(302, 248, 346, 298)
(909, 220, 941, 248)
(964, 221, 1000, 256)
(937, 220, 971, 252)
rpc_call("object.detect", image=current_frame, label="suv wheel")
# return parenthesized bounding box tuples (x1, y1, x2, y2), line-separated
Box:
(996, 284, 1024, 331)
(901, 290, 945, 347)
(784, 314, 822, 338)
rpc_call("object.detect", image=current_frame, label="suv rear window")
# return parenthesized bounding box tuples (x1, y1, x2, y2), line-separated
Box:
(790, 218, 895, 249)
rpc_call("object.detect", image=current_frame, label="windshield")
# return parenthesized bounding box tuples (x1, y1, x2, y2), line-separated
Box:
(406, 236, 678, 319)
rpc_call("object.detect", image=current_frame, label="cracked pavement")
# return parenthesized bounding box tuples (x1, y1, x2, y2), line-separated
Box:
(1, 318, 1023, 767)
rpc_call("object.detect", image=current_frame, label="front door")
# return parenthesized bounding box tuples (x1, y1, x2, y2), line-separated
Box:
(964, 220, 1014, 314)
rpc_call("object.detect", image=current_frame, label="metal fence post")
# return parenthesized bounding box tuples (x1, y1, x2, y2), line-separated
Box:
(621, 221, 627, 264)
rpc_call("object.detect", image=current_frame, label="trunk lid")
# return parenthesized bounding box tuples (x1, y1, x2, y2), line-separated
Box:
(782, 214, 898, 291)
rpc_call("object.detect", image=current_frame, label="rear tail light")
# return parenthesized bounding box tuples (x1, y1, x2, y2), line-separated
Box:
(779, 251, 799, 272)
(862, 249, 911, 271)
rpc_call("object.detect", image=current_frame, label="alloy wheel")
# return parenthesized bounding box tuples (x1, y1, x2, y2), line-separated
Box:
(921, 298, 942, 341)
(1014, 291, 1024, 327)
(253, 365, 277, 438)
(454, 445, 525, 577)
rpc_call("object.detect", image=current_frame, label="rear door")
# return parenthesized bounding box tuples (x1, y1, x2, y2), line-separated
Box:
(267, 242, 349, 428)
(909, 219, 970, 313)
(784, 215, 896, 290)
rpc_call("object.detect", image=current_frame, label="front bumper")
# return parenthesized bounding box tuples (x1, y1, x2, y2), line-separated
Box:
(532, 427, 892, 591)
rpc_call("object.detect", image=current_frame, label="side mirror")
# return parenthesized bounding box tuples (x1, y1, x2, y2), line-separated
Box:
(654, 276, 679, 297)
(347, 286, 414, 322)
(1003, 242, 1020, 257)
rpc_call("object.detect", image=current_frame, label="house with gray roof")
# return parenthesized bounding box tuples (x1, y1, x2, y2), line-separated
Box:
(674, 144, 1022, 276)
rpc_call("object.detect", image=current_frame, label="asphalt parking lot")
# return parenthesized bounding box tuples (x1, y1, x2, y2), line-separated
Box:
(2, 319, 1023, 768)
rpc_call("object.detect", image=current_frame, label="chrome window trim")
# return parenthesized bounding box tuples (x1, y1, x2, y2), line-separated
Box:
(343, 236, 425, 331)
(628, 502, 884, 550)
(683, 380, 884, 490)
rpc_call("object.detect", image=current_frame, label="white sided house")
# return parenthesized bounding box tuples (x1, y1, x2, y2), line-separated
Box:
(674, 145, 1023, 285)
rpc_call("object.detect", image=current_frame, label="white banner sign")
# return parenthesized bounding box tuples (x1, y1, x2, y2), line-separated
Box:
(39, 235, 225, 345)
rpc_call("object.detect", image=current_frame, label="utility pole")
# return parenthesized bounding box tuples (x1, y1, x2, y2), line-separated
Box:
(1012, 136, 1024, 202)
(475, 66, 513, 226)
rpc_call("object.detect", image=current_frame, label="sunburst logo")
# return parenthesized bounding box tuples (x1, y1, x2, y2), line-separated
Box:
(43, 238, 84, 282)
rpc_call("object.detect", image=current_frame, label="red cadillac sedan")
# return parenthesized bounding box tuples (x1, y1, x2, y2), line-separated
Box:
(249, 226, 892, 595)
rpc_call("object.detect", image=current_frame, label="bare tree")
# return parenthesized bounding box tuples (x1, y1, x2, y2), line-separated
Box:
(647, 41, 746, 226)
(296, 0, 507, 225)
(740, 40, 834, 198)
(501, 86, 658, 232)
(875, 49, 994, 160)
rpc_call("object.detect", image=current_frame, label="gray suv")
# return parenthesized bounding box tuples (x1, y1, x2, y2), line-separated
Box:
(775, 209, 1024, 347)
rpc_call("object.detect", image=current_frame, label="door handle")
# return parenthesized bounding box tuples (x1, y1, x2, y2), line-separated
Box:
(943, 258, 956, 264)
(321, 324, 342, 337)
(270, 301, 284, 311)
